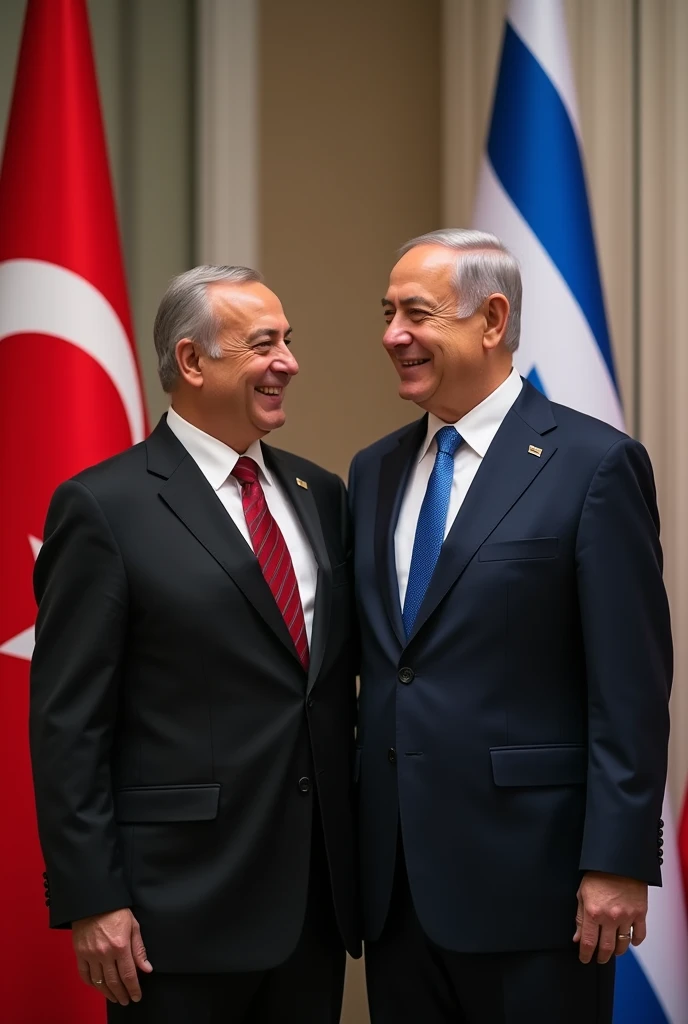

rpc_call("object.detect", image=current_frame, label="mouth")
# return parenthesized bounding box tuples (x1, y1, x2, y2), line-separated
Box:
(255, 386, 284, 396)
(398, 358, 431, 369)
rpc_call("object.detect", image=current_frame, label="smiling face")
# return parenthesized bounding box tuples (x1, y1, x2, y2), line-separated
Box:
(174, 280, 299, 451)
(382, 244, 511, 421)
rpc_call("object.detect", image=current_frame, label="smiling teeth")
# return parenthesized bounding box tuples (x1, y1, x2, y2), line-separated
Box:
(401, 360, 428, 367)
(257, 387, 281, 395)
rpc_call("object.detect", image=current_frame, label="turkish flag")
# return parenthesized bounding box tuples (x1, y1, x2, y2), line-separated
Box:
(0, 1, 147, 1020)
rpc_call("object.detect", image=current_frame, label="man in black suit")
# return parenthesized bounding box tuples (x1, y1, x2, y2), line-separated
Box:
(349, 230, 671, 1023)
(30, 265, 360, 1022)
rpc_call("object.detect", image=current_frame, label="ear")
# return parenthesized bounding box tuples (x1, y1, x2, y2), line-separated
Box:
(175, 338, 204, 388)
(482, 294, 510, 351)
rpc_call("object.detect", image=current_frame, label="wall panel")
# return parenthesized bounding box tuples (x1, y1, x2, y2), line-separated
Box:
(639, 0, 688, 807)
(260, 0, 442, 480)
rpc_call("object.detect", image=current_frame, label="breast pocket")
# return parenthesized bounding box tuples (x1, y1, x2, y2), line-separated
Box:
(479, 537, 559, 562)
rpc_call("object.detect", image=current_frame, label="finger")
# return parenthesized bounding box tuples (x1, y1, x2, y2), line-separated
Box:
(615, 929, 633, 957)
(578, 913, 600, 964)
(631, 915, 647, 946)
(88, 961, 119, 1004)
(131, 919, 154, 974)
(76, 956, 92, 987)
(596, 923, 618, 964)
(573, 888, 581, 942)
(117, 947, 143, 1003)
(103, 960, 131, 1006)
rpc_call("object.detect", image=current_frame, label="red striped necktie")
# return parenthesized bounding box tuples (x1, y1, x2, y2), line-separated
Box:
(232, 456, 310, 671)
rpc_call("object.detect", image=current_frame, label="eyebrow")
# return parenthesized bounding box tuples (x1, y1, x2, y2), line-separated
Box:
(381, 296, 434, 309)
(248, 326, 292, 341)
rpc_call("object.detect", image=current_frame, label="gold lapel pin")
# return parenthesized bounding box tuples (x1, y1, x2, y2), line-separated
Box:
(528, 445, 543, 458)
(296, 477, 309, 489)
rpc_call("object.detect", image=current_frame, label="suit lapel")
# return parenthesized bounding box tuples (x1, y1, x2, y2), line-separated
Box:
(147, 419, 300, 664)
(408, 382, 558, 643)
(264, 446, 331, 691)
(374, 418, 428, 647)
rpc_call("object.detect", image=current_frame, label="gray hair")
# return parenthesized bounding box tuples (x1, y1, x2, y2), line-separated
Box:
(398, 229, 522, 352)
(153, 264, 264, 392)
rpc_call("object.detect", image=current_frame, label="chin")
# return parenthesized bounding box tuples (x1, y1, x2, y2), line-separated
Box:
(398, 381, 432, 405)
(255, 412, 286, 434)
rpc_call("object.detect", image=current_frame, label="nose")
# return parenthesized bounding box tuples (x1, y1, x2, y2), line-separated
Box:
(271, 342, 299, 377)
(383, 316, 413, 352)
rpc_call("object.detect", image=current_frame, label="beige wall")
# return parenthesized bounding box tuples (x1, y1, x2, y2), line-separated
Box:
(259, 0, 442, 481)
(638, 0, 688, 814)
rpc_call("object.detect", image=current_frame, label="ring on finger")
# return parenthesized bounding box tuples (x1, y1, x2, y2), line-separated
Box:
(617, 932, 632, 941)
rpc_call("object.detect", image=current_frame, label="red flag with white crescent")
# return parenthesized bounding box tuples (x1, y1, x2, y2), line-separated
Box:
(0, 1, 147, 1019)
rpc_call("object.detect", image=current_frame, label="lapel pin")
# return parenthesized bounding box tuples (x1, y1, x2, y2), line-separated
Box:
(528, 445, 543, 458)
(296, 477, 309, 489)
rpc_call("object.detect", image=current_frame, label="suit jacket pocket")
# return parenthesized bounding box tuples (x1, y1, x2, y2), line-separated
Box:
(115, 783, 221, 823)
(490, 744, 586, 786)
(479, 537, 559, 561)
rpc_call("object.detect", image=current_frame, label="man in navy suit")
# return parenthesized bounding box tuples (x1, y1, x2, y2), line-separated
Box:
(349, 229, 671, 1023)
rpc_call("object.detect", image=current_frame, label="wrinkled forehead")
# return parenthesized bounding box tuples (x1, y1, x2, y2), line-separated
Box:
(209, 281, 288, 332)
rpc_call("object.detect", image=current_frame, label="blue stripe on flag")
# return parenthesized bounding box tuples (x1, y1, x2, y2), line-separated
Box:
(526, 366, 546, 395)
(613, 951, 669, 1024)
(487, 23, 617, 388)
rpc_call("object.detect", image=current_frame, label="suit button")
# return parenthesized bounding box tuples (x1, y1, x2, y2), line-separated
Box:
(398, 667, 414, 685)
(306, 697, 314, 708)
(658, 828, 664, 837)
(42, 871, 47, 880)
(659, 855, 664, 864)
(388, 748, 397, 764)
(659, 818, 664, 828)
(45, 899, 50, 907)
(298, 776, 311, 794)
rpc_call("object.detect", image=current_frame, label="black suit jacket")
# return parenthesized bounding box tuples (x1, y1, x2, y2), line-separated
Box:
(350, 381, 671, 953)
(30, 417, 361, 971)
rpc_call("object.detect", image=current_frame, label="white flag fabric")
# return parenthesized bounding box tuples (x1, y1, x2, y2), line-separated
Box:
(472, 2, 688, 1021)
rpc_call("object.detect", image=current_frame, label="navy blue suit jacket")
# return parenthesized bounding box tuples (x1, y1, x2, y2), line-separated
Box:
(349, 380, 671, 954)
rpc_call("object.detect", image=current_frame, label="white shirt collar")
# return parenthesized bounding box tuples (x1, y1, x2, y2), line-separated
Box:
(166, 407, 273, 490)
(419, 366, 523, 462)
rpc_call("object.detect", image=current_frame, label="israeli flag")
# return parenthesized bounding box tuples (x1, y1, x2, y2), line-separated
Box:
(472, 2, 688, 1021)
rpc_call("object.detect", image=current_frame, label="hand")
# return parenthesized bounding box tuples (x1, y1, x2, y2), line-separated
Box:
(72, 908, 153, 1005)
(573, 872, 647, 964)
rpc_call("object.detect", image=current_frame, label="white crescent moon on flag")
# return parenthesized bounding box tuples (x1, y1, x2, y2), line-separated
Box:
(0, 258, 146, 662)
(0, 258, 145, 443)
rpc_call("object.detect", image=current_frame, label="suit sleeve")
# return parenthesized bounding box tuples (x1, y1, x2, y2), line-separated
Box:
(576, 437, 671, 885)
(30, 479, 132, 926)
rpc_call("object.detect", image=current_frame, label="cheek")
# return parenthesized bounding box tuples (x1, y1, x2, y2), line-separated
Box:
(206, 363, 245, 400)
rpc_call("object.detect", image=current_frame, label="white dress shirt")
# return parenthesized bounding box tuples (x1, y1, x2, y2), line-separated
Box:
(166, 408, 318, 645)
(395, 367, 523, 608)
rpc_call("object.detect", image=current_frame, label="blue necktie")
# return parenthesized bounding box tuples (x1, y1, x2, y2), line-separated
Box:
(402, 425, 462, 637)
